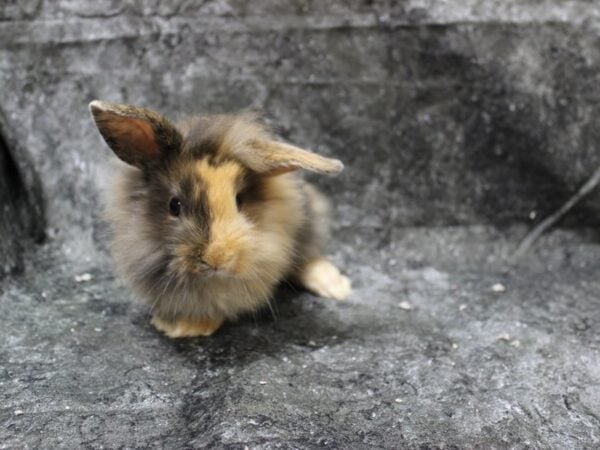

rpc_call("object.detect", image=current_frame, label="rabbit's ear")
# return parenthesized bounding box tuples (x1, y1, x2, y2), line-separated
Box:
(235, 139, 344, 176)
(89, 100, 181, 168)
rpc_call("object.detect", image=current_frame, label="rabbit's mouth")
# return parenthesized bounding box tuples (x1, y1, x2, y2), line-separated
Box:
(189, 261, 234, 279)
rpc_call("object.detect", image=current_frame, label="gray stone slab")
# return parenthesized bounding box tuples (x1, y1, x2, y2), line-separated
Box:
(1, 227, 600, 448)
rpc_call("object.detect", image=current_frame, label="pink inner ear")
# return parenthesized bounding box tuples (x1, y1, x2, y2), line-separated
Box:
(120, 117, 160, 159)
(97, 111, 160, 162)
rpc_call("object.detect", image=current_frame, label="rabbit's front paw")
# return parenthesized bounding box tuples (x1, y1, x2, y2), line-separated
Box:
(151, 315, 224, 338)
(299, 258, 352, 301)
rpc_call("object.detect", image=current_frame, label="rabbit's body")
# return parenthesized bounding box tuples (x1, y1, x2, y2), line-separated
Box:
(108, 162, 329, 322)
(91, 101, 350, 337)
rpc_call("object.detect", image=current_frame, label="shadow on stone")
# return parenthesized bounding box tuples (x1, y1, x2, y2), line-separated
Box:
(0, 133, 45, 277)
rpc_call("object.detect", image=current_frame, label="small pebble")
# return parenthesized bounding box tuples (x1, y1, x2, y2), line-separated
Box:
(307, 340, 317, 347)
(492, 283, 506, 293)
(497, 334, 520, 348)
(451, 343, 459, 349)
(459, 304, 467, 311)
(14, 410, 23, 416)
(394, 398, 403, 403)
(398, 301, 412, 310)
(259, 380, 267, 385)
(94, 328, 102, 332)
(74, 273, 92, 283)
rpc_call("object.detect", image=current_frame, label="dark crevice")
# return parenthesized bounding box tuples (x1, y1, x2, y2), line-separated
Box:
(0, 131, 45, 278)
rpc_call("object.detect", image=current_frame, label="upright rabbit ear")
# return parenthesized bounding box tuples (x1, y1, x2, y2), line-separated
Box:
(89, 100, 181, 168)
(235, 139, 344, 176)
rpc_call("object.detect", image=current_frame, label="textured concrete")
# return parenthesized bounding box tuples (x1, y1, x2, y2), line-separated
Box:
(1, 1, 600, 448)
(2, 228, 600, 448)
(3, 0, 600, 248)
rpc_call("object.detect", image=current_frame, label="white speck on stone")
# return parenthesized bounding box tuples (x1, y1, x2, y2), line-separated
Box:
(398, 301, 412, 310)
(492, 283, 506, 293)
(308, 340, 317, 347)
(70, 328, 75, 333)
(529, 210, 537, 220)
(389, 259, 397, 266)
(459, 304, 467, 311)
(394, 398, 403, 403)
(14, 410, 23, 416)
(41, 291, 47, 298)
(451, 343, 459, 349)
(497, 334, 520, 347)
(94, 328, 102, 332)
(259, 380, 267, 385)
(74, 273, 92, 283)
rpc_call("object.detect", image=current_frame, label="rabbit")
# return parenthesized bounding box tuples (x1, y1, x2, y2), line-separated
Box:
(89, 100, 351, 338)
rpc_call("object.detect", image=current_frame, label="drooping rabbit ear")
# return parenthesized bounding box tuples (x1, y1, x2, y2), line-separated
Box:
(89, 100, 181, 168)
(235, 139, 344, 176)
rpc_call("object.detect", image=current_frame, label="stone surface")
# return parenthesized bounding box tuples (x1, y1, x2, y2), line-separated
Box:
(1, 1, 600, 448)
(1, 228, 600, 448)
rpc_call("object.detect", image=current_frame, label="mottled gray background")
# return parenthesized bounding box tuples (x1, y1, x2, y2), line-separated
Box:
(2, 1, 600, 448)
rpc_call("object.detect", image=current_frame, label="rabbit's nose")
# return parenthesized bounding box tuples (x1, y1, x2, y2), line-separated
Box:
(197, 258, 214, 269)
(192, 255, 209, 268)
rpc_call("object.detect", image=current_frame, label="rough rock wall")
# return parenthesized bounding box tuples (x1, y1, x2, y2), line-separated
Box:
(1, 0, 600, 264)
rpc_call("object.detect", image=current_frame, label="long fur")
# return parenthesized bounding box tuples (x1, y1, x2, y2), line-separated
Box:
(103, 113, 331, 324)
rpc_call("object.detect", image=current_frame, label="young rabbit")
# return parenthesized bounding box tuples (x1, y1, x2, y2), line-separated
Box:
(89, 101, 351, 338)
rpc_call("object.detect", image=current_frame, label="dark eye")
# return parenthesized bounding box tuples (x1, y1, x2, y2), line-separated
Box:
(169, 197, 181, 217)
(235, 193, 242, 209)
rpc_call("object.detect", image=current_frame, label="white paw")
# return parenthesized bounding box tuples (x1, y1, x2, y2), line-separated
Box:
(300, 258, 352, 300)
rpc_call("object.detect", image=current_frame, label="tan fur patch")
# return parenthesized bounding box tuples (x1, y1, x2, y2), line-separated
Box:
(196, 159, 252, 275)
(195, 158, 242, 218)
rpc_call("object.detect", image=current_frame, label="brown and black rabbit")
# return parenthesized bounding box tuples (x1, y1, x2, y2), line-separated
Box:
(89, 100, 351, 338)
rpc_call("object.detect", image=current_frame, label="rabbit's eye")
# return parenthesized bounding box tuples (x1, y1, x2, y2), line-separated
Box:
(235, 193, 242, 209)
(169, 197, 181, 217)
